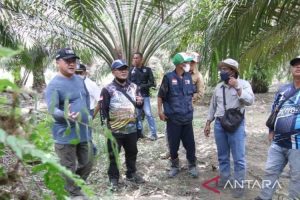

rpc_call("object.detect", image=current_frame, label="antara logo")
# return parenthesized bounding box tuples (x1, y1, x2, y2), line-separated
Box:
(202, 176, 220, 194)
(202, 176, 282, 194)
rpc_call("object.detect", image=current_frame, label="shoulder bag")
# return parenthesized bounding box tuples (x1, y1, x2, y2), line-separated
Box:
(220, 86, 245, 133)
(266, 88, 300, 129)
(114, 84, 145, 139)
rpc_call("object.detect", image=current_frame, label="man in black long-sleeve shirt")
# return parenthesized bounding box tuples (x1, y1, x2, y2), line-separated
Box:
(128, 52, 157, 140)
(99, 59, 145, 191)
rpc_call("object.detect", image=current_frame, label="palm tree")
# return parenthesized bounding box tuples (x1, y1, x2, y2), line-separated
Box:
(0, 1, 97, 89)
(64, 0, 189, 65)
(203, 0, 300, 91)
(1, 0, 190, 78)
(0, 45, 47, 90)
(2, 0, 189, 64)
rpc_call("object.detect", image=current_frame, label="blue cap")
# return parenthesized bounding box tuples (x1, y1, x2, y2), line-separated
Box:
(111, 59, 128, 70)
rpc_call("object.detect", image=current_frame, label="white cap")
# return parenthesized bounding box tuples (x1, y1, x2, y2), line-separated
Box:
(190, 52, 200, 63)
(219, 58, 239, 71)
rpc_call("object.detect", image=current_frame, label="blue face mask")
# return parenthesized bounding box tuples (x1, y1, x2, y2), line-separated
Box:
(220, 71, 230, 83)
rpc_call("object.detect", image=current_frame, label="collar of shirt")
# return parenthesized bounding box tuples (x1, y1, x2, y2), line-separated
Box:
(133, 65, 145, 69)
(172, 70, 188, 78)
(113, 79, 130, 88)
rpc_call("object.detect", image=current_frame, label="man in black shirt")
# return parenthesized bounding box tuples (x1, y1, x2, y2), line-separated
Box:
(129, 52, 158, 141)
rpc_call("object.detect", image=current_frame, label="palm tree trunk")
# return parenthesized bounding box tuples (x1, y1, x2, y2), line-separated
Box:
(12, 68, 22, 87)
(251, 66, 269, 93)
(32, 67, 46, 93)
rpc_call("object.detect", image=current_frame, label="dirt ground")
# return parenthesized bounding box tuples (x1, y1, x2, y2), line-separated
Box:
(87, 92, 291, 200)
(2, 89, 291, 199)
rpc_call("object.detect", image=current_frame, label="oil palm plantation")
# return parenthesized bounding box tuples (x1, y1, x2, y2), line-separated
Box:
(0, 0, 190, 89)
(1, 0, 189, 64)
(203, 0, 300, 91)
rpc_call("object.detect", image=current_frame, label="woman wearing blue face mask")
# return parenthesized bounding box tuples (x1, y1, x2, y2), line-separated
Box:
(203, 58, 255, 198)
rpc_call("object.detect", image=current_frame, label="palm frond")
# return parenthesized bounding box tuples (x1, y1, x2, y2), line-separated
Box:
(203, 0, 300, 85)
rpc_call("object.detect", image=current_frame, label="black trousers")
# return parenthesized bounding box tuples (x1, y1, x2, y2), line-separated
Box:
(55, 142, 94, 196)
(107, 132, 138, 180)
(167, 120, 196, 164)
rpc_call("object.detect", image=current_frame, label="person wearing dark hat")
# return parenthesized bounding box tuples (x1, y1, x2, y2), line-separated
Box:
(75, 64, 101, 156)
(157, 52, 198, 178)
(255, 56, 300, 200)
(45, 48, 93, 198)
(75, 64, 101, 117)
(99, 59, 145, 191)
(204, 58, 254, 198)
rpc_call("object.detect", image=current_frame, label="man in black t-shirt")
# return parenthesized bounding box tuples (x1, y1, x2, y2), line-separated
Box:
(129, 52, 157, 141)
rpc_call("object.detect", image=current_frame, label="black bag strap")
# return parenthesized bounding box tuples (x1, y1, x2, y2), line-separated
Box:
(222, 85, 227, 111)
(114, 83, 136, 108)
(275, 88, 300, 113)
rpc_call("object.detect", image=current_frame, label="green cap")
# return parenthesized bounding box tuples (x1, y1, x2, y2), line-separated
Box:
(172, 52, 193, 65)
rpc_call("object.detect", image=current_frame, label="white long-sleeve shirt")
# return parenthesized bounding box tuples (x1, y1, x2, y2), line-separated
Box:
(84, 77, 101, 110)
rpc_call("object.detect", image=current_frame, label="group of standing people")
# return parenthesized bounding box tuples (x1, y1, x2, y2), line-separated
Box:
(44, 48, 160, 198)
(45, 47, 300, 200)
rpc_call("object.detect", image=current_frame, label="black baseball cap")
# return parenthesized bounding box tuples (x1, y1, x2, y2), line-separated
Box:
(290, 56, 300, 66)
(75, 64, 87, 72)
(55, 48, 80, 60)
